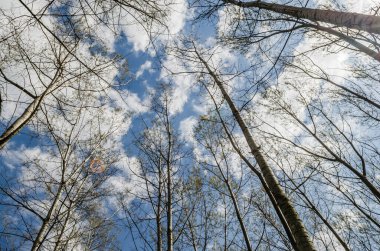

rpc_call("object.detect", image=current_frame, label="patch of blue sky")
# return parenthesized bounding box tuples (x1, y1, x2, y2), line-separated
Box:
(114, 17, 218, 155)
(187, 14, 217, 43)
(0, 126, 42, 150)
(114, 32, 159, 100)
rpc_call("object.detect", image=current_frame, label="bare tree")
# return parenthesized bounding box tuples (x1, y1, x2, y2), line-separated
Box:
(167, 41, 316, 250)
(120, 86, 192, 250)
(0, 0, 176, 150)
(196, 118, 255, 251)
(0, 96, 123, 250)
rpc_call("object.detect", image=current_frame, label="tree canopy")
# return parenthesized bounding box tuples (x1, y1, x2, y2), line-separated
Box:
(1, 0, 380, 250)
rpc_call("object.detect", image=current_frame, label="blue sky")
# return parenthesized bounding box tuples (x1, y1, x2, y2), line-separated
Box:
(112, 15, 219, 154)
(1, 0, 377, 250)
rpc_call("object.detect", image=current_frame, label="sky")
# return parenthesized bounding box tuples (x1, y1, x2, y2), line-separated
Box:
(0, 1, 203, 249)
(0, 0, 376, 250)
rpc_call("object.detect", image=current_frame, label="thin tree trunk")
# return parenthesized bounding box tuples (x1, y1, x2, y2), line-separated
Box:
(323, 174, 380, 229)
(31, 145, 70, 251)
(0, 95, 44, 149)
(53, 202, 72, 251)
(303, 192, 349, 251)
(53, 174, 89, 251)
(186, 212, 198, 251)
(167, 164, 173, 251)
(211, 148, 253, 251)
(31, 185, 64, 251)
(0, 68, 36, 98)
(32, 170, 65, 249)
(223, 197, 227, 251)
(158, 158, 163, 251)
(194, 47, 316, 251)
(225, 0, 380, 35)
(302, 23, 380, 62)
(202, 199, 209, 251)
(287, 62, 380, 109)
(164, 101, 173, 251)
(226, 183, 252, 251)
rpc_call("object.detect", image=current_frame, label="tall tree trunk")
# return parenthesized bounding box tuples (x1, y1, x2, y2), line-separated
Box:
(223, 197, 227, 251)
(225, 0, 380, 35)
(194, 47, 316, 251)
(186, 210, 198, 251)
(31, 184, 64, 251)
(164, 101, 173, 251)
(53, 173, 90, 251)
(158, 158, 163, 251)
(166, 165, 173, 251)
(31, 144, 71, 251)
(302, 23, 380, 62)
(53, 201, 73, 251)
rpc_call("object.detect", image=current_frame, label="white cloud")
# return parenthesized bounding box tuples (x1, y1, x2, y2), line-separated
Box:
(179, 116, 198, 144)
(160, 52, 196, 114)
(136, 60, 153, 79)
(120, 0, 189, 53)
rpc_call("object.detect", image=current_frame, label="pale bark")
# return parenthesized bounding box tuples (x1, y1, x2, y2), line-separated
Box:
(222, 0, 380, 62)
(0, 67, 62, 150)
(53, 202, 72, 251)
(31, 145, 70, 251)
(0, 95, 44, 149)
(157, 158, 163, 251)
(225, 0, 380, 35)
(31, 186, 63, 251)
(52, 168, 92, 251)
(164, 100, 173, 251)
(303, 23, 380, 62)
(194, 47, 316, 251)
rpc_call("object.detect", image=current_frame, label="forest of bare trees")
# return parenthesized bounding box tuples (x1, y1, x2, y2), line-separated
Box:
(1, 0, 380, 250)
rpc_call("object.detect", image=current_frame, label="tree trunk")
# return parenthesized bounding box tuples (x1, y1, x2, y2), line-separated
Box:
(210, 147, 253, 251)
(225, 0, 380, 35)
(53, 202, 72, 251)
(0, 68, 62, 150)
(195, 48, 316, 251)
(165, 102, 173, 251)
(31, 145, 70, 251)
(203, 81, 298, 250)
(282, 104, 380, 201)
(31, 181, 64, 251)
(157, 158, 163, 251)
(0, 95, 44, 149)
